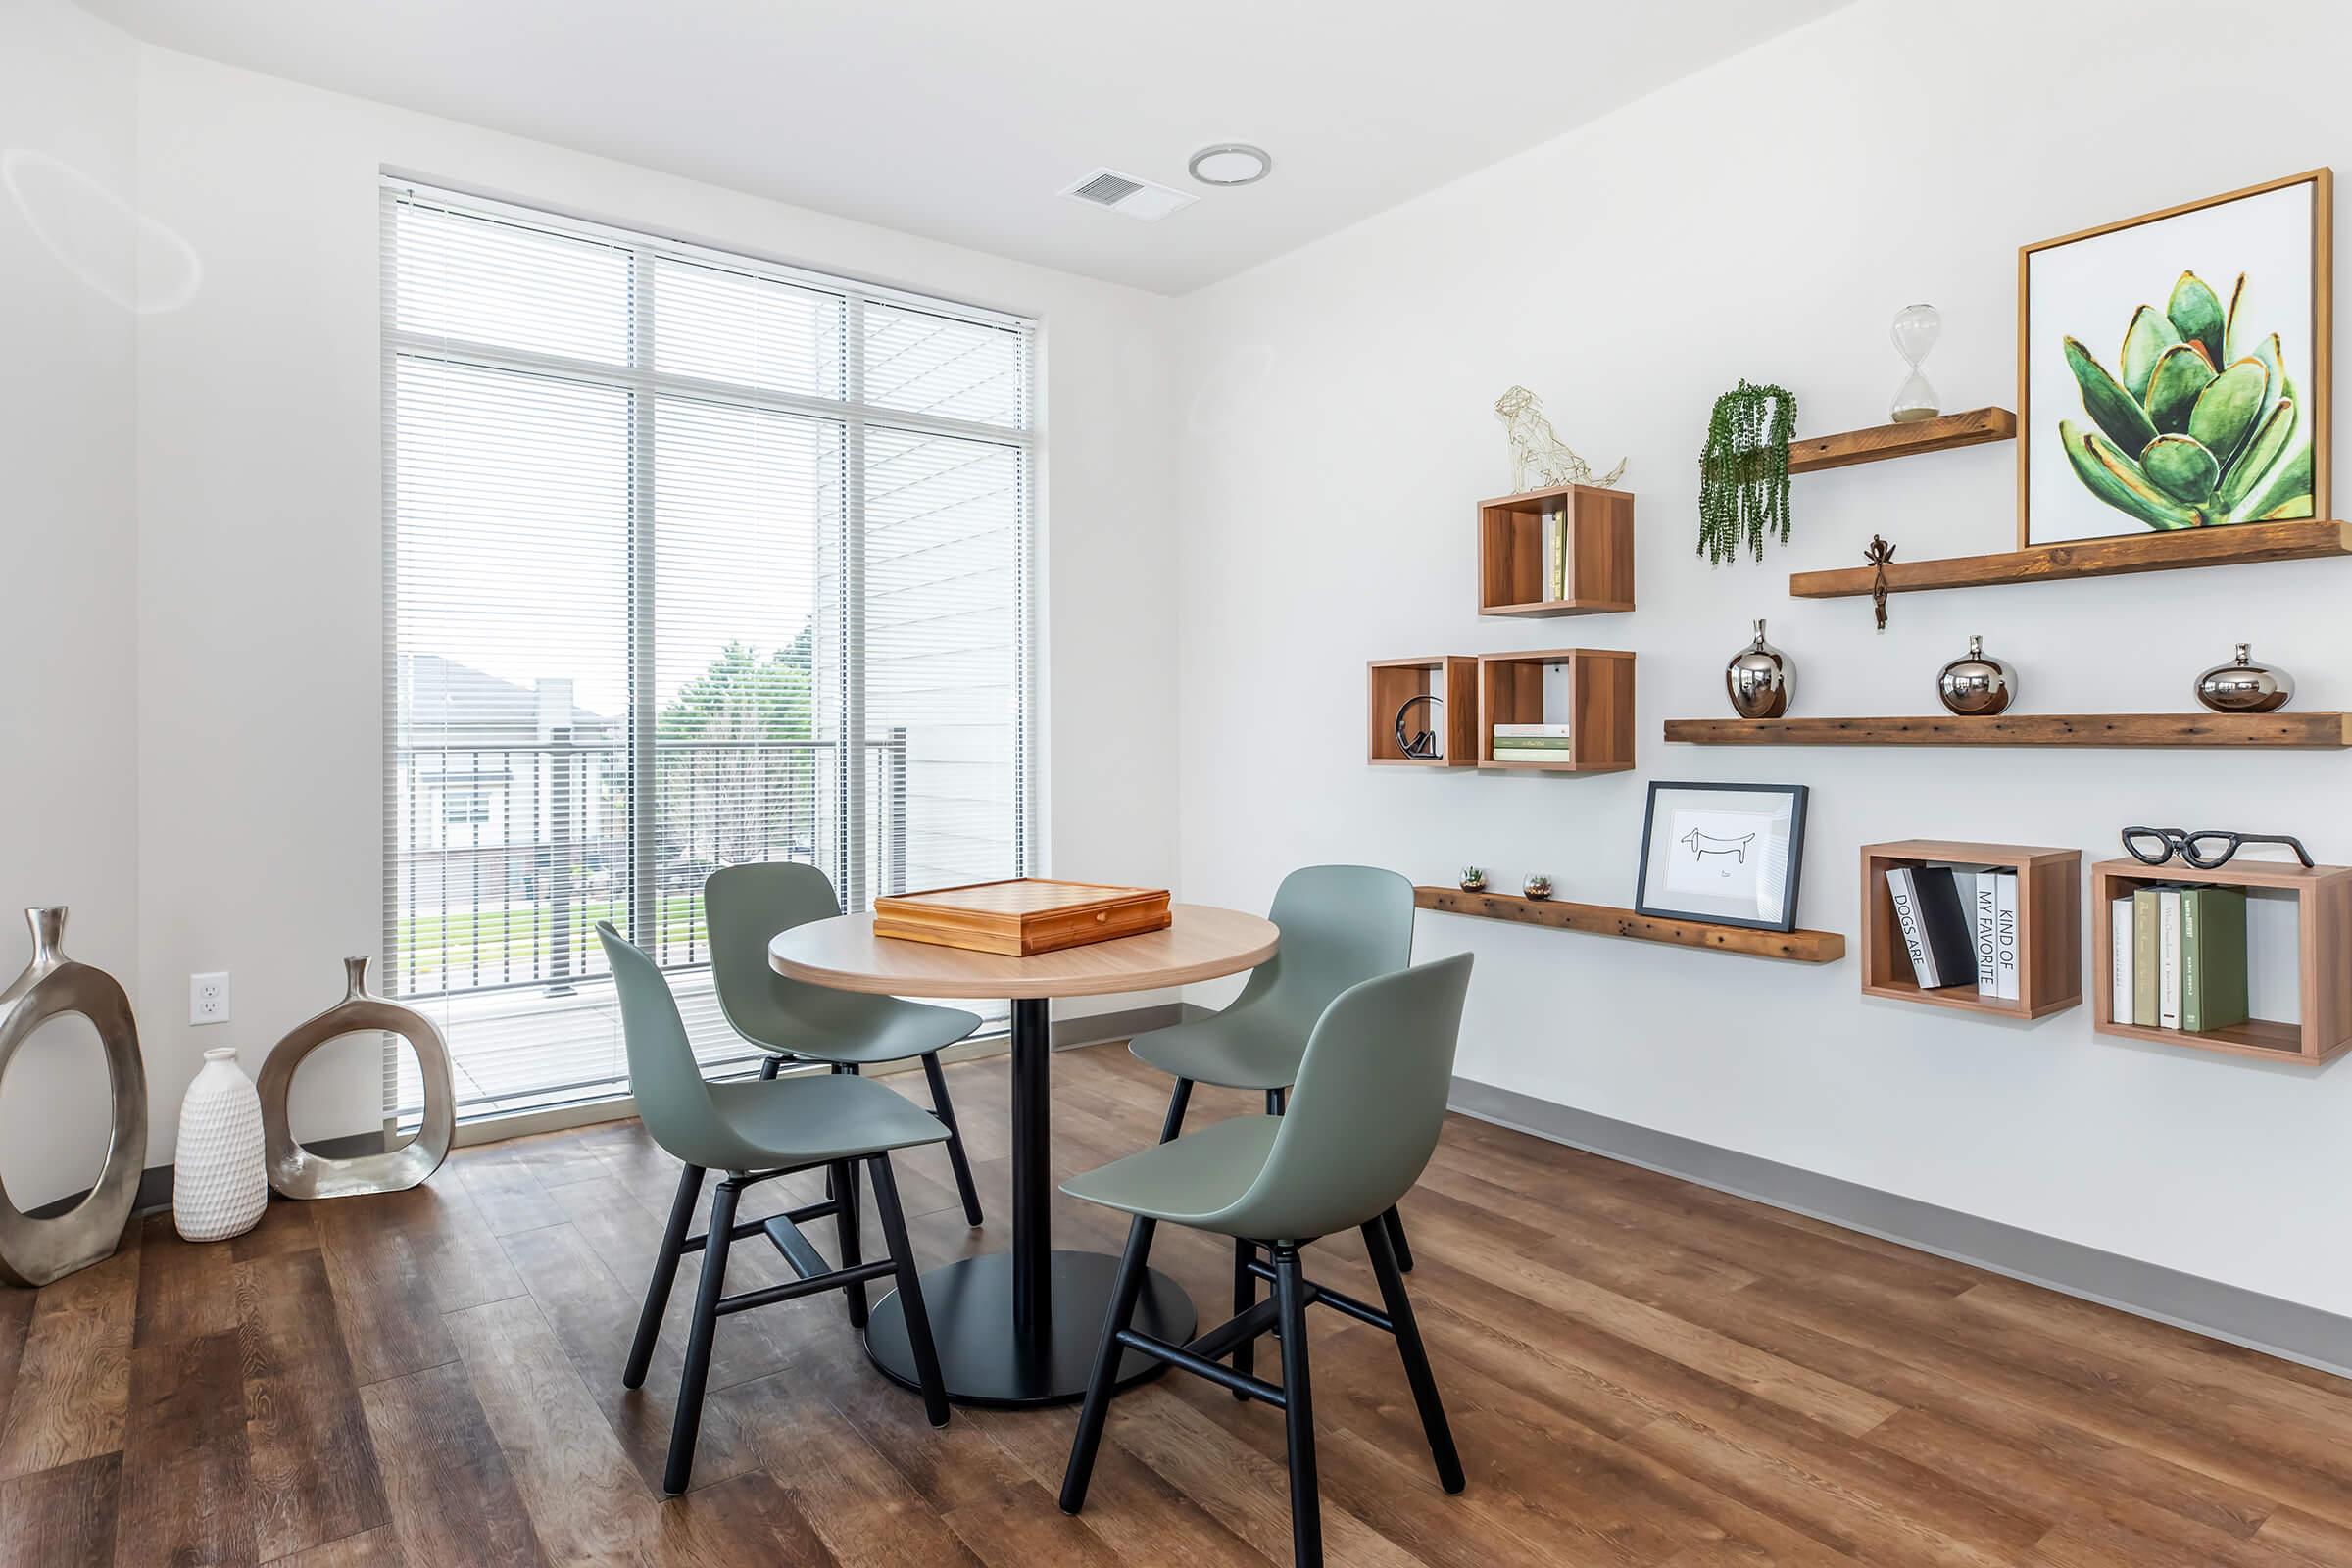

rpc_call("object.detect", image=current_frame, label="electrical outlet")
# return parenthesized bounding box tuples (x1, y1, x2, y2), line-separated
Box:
(190, 972, 230, 1026)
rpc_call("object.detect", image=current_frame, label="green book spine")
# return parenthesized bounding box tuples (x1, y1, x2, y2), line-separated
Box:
(2198, 887, 2250, 1032)
(2132, 889, 2160, 1027)
(2180, 887, 2203, 1033)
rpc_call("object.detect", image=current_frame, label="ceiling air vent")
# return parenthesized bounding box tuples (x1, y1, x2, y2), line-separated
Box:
(1058, 167, 1196, 221)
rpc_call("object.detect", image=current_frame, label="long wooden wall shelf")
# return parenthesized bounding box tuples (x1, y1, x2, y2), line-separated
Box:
(1663, 713, 2352, 749)
(1786, 407, 2015, 474)
(1789, 518, 2352, 600)
(1416, 887, 1845, 963)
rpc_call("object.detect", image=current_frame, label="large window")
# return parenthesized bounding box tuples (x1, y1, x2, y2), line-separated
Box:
(382, 182, 1034, 1121)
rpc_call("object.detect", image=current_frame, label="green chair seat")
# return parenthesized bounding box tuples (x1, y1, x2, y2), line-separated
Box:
(1128, 1012, 1302, 1091)
(699, 1072, 950, 1171)
(1060, 1113, 1280, 1230)
(745, 992, 982, 1066)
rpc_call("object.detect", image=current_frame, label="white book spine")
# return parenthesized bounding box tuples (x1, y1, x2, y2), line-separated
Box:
(1886, 868, 1937, 988)
(1994, 871, 2021, 1002)
(2111, 896, 2134, 1023)
(1971, 871, 1998, 998)
(2159, 888, 2182, 1029)
(1545, 511, 1563, 600)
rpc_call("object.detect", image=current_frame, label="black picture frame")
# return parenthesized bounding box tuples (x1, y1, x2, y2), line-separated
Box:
(1634, 780, 1810, 933)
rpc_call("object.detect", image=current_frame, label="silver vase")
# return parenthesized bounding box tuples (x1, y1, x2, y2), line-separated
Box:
(2195, 642, 2295, 712)
(0, 906, 148, 1287)
(1937, 634, 2017, 716)
(259, 956, 455, 1199)
(1725, 618, 1795, 718)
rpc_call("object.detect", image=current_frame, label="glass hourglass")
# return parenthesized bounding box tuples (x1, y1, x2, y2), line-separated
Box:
(1889, 303, 1941, 423)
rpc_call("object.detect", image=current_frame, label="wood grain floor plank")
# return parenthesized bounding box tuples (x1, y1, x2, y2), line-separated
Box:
(0, 1452, 120, 1568)
(311, 1200, 459, 1387)
(445, 1293, 666, 1566)
(372, 1181, 530, 1315)
(130, 1210, 242, 1348)
(640, 1468, 841, 1567)
(264, 1526, 404, 1568)
(449, 1146, 566, 1237)
(357, 1361, 547, 1568)
(115, 1327, 258, 1568)
(229, 1197, 319, 1263)
(0, 1244, 135, 1478)
(941, 1478, 1125, 1567)
(0, 1278, 30, 1443)
(235, 1248, 390, 1562)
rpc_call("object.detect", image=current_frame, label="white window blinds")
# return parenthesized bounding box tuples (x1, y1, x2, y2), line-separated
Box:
(383, 182, 1034, 1123)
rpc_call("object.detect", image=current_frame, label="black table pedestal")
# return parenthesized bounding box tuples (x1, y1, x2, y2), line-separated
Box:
(862, 996, 1197, 1407)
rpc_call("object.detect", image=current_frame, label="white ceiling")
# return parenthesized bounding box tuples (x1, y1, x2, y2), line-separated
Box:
(78, 0, 1849, 294)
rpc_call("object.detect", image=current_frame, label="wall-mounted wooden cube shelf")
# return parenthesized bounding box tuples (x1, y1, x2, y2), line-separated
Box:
(1663, 713, 2352, 749)
(1861, 842, 2081, 1020)
(1477, 483, 1634, 616)
(1785, 407, 2016, 474)
(1366, 657, 1477, 767)
(1477, 649, 1635, 773)
(1788, 518, 2352, 601)
(1416, 887, 1845, 964)
(2090, 858, 2352, 1064)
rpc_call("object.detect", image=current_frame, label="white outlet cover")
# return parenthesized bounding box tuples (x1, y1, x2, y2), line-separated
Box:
(190, 971, 230, 1026)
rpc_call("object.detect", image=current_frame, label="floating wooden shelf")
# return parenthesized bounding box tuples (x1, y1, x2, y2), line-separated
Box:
(1861, 842, 2081, 1020)
(1789, 518, 2352, 600)
(1366, 657, 1478, 767)
(1416, 887, 1844, 963)
(1786, 407, 2016, 474)
(1477, 649, 1635, 773)
(1663, 713, 2352, 749)
(2090, 858, 2352, 1064)
(1477, 483, 1634, 616)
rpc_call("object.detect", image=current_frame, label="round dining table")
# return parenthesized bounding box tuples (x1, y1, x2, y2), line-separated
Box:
(770, 903, 1280, 1407)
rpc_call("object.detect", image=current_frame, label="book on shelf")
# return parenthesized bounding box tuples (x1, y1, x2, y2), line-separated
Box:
(1886, 868, 1937, 988)
(1991, 870, 2020, 1002)
(2132, 888, 2161, 1026)
(2158, 887, 2183, 1029)
(2180, 886, 2249, 1033)
(1489, 737, 1574, 748)
(2110, 895, 2134, 1023)
(1544, 508, 1566, 601)
(1492, 723, 1573, 737)
(1491, 748, 1574, 762)
(1968, 871, 1997, 999)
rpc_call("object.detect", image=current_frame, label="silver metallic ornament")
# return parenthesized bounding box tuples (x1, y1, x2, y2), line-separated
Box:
(1726, 618, 1795, 718)
(1937, 634, 2017, 716)
(2194, 642, 2295, 713)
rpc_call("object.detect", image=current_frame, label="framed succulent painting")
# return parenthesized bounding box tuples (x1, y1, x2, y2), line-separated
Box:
(2019, 170, 2330, 547)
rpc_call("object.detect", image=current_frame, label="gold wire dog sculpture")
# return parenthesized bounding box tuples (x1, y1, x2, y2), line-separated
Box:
(1494, 385, 1628, 492)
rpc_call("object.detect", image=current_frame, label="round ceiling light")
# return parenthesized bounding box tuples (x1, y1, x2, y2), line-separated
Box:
(1188, 144, 1272, 187)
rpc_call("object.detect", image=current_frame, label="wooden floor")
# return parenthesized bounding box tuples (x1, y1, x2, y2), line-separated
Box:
(6, 1043, 2352, 1567)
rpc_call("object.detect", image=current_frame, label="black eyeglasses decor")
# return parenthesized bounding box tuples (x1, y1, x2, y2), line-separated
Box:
(2121, 827, 2315, 870)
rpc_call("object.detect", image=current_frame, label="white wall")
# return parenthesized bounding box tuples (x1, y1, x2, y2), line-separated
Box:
(0, 0, 139, 1207)
(1173, 0, 2352, 1314)
(126, 47, 1179, 1155)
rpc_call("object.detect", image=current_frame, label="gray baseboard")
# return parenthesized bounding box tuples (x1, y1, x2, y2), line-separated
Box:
(1053, 1000, 1202, 1049)
(1449, 1076, 2352, 1382)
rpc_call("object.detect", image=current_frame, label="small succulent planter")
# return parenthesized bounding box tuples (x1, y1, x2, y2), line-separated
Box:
(1459, 866, 1488, 893)
(1522, 874, 1553, 901)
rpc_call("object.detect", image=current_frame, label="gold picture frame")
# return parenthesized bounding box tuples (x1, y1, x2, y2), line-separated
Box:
(2018, 169, 2331, 548)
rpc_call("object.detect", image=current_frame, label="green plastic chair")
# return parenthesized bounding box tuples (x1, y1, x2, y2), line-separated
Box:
(705, 861, 985, 1227)
(1129, 864, 1420, 1268)
(596, 920, 952, 1494)
(1058, 953, 1474, 1568)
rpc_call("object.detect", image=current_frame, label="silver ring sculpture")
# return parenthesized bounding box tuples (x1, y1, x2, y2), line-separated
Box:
(259, 956, 455, 1199)
(0, 906, 147, 1288)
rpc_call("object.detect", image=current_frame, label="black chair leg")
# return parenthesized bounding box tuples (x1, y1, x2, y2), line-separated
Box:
(625, 1163, 704, 1389)
(834, 1157, 866, 1328)
(758, 1054, 784, 1081)
(1060, 1215, 1158, 1515)
(1157, 1077, 1193, 1143)
(1231, 1236, 1257, 1398)
(1265, 1087, 1287, 1115)
(664, 1175, 738, 1494)
(1383, 1204, 1415, 1274)
(920, 1051, 985, 1227)
(867, 1154, 949, 1427)
(1360, 1217, 1462, 1494)
(1273, 1245, 1322, 1566)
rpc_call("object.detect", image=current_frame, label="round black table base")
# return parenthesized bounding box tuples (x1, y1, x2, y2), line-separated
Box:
(863, 1249, 1197, 1408)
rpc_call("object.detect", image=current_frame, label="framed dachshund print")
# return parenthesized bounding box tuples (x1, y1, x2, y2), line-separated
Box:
(2019, 169, 2330, 546)
(1636, 781, 1810, 933)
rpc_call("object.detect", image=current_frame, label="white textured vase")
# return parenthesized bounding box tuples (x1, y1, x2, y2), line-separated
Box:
(173, 1047, 268, 1242)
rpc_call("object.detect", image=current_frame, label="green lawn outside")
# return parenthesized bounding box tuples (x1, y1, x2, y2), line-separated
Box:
(398, 893, 711, 980)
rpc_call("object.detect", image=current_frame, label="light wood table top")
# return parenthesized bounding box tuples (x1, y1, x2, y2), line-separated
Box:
(770, 903, 1279, 999)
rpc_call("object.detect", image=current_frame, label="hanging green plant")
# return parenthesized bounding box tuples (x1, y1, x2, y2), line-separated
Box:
(1697, 379, 1798, 565)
